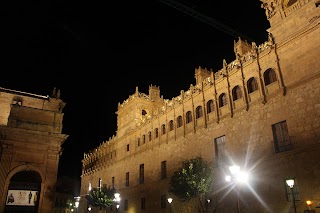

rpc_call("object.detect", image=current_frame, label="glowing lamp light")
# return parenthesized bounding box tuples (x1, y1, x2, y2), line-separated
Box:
(167, 197, 173, 204)
(236, 171, 249, 183)
(306, 200, 313, 206)
(229, 165, 240, 175)
(286, 179, 295, 188)
(114, 193, 121, 202)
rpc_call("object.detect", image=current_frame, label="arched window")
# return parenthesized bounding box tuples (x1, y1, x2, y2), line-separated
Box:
(264, 68, 277, 86)
(206, 100, 214, 114)
(186, 111, 192, 124)
(142, 135, 146, 144)
(154, 128, 159, 138)
(177, 116, 183, 128)
(219, 93, 228, 107)
(169, 120, 174, 131)
(137, 138, 141, 146)
(196, 106, 203, 119)
(148, 131, 152, 141)
(161, 124, 166, 135)
(232, 86, 242, 101)
(247, 77, 259, 93)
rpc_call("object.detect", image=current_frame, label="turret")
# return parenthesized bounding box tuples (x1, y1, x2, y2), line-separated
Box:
(195, 66, 212, 85)
(234, 37, 252, 58)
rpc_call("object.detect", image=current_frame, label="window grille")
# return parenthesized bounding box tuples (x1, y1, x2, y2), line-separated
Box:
(169, 120, 174, 131)
(219, 93, 228, 107)
(196, 106, 203, 118)
(247, 77, 258, 93)
(206, 100, 214, 113)
(285, 178, 300, 201)
(232, 86, 242, 101)
(264, 68, 277, 85)
(214, 135, 226, 167)
(186, 111, 192, 123)
(177, 116, 183, 128)
(272, 121, 292, 153)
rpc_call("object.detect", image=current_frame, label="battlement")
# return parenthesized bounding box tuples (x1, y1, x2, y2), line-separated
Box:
(82, 36, 277, 165)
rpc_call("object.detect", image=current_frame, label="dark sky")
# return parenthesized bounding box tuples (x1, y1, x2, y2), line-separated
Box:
(1, 0, 270, 183)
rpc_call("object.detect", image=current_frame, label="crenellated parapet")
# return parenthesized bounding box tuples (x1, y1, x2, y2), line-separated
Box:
(82, 36, 281, 176)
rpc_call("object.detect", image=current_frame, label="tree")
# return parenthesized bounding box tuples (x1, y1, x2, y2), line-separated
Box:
(66, 198, 75, 211)
(85, 186, 116, 210)
(169, 157, 214, 213)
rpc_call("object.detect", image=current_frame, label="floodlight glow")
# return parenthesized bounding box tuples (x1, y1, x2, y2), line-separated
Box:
(286, 179, 294, 188)
(229, 165, 240, 175)
(236, 171, 249, 183)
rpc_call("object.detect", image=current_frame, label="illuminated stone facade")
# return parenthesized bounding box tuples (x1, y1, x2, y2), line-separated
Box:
(80, 0, 320, 212)
(0, 88, 68, 212)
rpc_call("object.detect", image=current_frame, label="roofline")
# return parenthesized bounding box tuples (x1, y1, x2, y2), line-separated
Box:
(0, 87, 49, 100)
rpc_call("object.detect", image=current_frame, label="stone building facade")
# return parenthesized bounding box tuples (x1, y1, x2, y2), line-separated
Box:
(0, 88, 69, 212)
(79, 0, 320, 212)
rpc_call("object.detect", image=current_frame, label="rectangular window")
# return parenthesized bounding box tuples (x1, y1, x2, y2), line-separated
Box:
(139, 164, 144, 184)
(286, 178, 300, 201)
(127, 144, 130, 152)
(161, 195, 167, 209)
(161, 161, 167, 179)
(272, 120, 292, 153)
(214, 135, 226, 167)
(112, 177, 115, 189)
(141, 197, 146, 210)
(126, 172, 129, 187)
(125, 199, 128, 210)
(148, 131, 152, 141)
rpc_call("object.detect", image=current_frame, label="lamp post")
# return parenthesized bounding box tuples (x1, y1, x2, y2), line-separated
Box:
(113, 193, 121, 213)
(167, 197, 173, 213)
(206, 199, 211, 213)
(74, 196, 80, 213)
(286, 179, 297, 213)
(225, 165, 249, 213)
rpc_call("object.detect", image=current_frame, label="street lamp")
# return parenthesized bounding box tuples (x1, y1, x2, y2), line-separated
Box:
(74, 196, 80, 213)
(113, 193, 121, 213)
(286, 179, 297, 213)
(167, 197, 173, 213)
(225, 165, 249, 213)
(206, 199, 211, 213)
(87, 206, 91, 212)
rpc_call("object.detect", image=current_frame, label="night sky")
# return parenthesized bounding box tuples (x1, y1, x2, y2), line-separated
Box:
(1, 0, 270, 184)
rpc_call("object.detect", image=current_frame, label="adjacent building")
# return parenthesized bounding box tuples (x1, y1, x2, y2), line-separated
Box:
(0, 88, 69, 212)
(79, 0, 320, 212)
